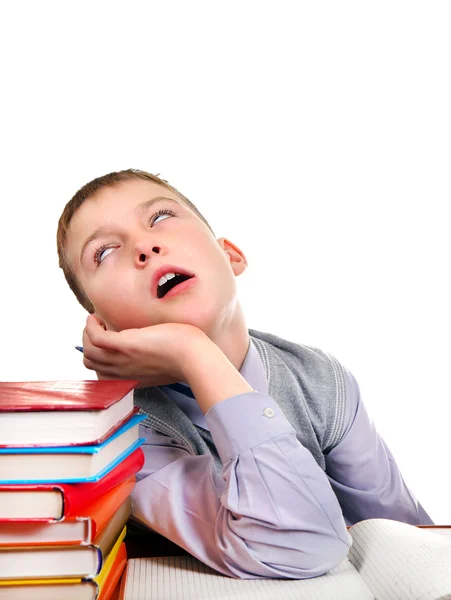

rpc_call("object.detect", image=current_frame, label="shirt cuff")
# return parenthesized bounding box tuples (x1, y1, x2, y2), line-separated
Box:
(205, 392, 295, 464)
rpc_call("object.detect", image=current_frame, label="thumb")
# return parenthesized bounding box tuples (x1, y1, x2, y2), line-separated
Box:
(96, 371, 122, 381)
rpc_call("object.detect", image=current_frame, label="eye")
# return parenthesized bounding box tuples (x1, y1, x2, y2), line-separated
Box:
(92, 208, 176, 267)
(94, 245, 115, 265)
(151, 208, 176, 226)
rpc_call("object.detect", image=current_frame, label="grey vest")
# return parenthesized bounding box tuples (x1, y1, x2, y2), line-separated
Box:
(134, 328, 346, 472)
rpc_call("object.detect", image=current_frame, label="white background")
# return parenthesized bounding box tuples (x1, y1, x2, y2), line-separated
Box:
(0, 2, 449, 523)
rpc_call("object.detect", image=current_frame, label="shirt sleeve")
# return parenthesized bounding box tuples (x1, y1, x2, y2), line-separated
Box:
(132, 391, 351, 580)
(325, 366, 434, 527)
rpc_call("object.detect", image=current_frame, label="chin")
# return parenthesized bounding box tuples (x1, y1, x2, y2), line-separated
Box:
(163, 311, 211, 335)
(105, 317, 151, 332)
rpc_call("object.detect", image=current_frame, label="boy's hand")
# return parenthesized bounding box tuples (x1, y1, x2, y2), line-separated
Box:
(82, 314, 207, 388)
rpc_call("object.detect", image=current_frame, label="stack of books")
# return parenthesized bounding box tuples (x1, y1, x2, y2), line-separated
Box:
(0, 380, 146, 599)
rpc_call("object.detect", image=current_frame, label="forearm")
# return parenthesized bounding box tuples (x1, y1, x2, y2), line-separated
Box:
(206, 392, 351, 575)
(133, 396, 351, 579)
(181, 336, 254, 414)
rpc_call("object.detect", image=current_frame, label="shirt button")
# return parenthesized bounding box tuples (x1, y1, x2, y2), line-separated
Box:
(263, 407, 275, 418)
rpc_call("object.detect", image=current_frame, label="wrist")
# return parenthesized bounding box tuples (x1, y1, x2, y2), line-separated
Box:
(176, 328, 211, 380)
(180, 335, 253, 414)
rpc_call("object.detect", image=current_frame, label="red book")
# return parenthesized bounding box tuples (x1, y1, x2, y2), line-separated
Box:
(0, 476, 136, 546)
(0, 380, 139, 447)
(0, 447, 144, 521)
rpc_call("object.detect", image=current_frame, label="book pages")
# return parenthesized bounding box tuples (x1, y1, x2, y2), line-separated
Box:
(348, 520, 451, 600)
(426, 529, 451, 540)
(121, 555, 376, 600)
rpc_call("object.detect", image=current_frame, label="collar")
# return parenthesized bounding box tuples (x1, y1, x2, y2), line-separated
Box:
(161, 336, 268, 428)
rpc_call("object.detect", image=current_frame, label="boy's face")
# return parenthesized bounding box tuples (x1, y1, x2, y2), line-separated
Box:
(66, 179, 247, 335)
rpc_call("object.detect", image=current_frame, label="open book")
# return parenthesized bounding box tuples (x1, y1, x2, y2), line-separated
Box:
(119, 519, 451, 600)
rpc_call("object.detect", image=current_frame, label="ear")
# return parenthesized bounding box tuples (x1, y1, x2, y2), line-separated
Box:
(217, 237, 248, 276)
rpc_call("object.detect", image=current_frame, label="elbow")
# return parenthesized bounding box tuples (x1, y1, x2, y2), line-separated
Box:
(217, 527, 352, 580)
(264, 532, 352, 580)
(292, 533, 351, 579)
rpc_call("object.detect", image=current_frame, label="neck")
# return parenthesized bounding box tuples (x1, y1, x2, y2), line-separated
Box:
(207, 299, 250, 373)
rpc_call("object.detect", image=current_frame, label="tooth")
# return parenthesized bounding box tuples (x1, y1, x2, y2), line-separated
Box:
(158, 273, 177, 287)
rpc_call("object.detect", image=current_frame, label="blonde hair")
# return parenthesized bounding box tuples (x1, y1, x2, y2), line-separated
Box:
(57, 168, 215, 313)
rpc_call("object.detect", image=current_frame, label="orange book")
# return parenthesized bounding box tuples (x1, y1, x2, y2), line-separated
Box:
(0, 476, 135, 546)
(0, 499, 131, 579)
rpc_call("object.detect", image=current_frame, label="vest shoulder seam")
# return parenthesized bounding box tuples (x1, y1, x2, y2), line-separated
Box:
(249, 336, 271, 386)
(323, 352, 347, 451)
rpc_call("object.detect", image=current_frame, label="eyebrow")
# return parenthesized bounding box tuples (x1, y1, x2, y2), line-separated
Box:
(79, 196, 181, 267)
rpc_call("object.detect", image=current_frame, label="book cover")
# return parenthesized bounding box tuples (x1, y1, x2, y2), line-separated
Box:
(0, 446, 144, 521)
(0, 413, 146, 484)
(97, 541, 127, 600)
(0, 380, 138, 411)
(0, 381, 139, 447)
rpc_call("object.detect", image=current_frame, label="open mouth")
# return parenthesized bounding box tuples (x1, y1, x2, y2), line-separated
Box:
(157, 273, 194, 299)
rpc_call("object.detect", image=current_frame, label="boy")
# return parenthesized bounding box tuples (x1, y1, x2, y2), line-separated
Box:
(57, 169, 433, 580)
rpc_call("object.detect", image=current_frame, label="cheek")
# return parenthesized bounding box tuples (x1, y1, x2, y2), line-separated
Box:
(96, 300, 147, 331)
(88, 272, 138, 313)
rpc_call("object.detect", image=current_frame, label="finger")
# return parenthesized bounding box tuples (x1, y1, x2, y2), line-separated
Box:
(82, 333, 122, 365)
(82, 327, 118, 363)
(83, 353, 116, 372)
(85, 315, 122, 352)
(96, 371, 124, 381)
(83, 357, 123, 377)
(82, 344, 124, 369)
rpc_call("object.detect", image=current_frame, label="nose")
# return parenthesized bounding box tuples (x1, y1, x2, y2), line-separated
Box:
(133, 240, 161, 267)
